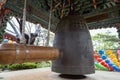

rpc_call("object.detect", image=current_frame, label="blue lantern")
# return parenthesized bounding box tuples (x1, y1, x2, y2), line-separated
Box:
(98, 50, 104, 55)
(108, 63, 113, 67)
(105, 60, 110, 63)
(101, 55, 107, 60)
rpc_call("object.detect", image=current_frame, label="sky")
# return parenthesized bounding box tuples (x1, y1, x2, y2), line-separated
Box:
(89, 28, 118, 36)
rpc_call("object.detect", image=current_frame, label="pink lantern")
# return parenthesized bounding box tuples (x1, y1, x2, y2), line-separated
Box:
(117, 50, 120, 55)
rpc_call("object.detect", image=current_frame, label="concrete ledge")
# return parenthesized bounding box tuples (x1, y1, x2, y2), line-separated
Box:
(0, 68, 120, 80)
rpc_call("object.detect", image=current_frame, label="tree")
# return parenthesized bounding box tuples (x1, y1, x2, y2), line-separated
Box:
(33, 28, 54, 46)
(0, 28, 4, 43)
(92, 33, 120, 51)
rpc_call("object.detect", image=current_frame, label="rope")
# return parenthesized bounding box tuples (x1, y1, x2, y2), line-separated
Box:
(20, 0, 27, 44)
(46, 0, 52, 46)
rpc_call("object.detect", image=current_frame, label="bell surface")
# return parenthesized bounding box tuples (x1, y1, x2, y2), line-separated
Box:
(52, 15, 95, 75)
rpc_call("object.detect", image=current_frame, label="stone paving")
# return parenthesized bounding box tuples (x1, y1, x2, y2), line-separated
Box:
(0, 68, 120, 80)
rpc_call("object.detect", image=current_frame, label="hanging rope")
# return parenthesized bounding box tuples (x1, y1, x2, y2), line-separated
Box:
(46, 0, 52, 46)
(20, 0, 27, 44)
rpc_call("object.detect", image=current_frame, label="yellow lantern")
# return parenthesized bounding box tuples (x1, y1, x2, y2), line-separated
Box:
(106, 50, 112, 55)
(112, 58, 118, 63)
(115, 62, 120, 67)
(109, 54, 116, 59)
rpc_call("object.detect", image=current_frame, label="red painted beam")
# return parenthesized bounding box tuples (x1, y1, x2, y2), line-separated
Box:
(114, 0, 120, 3)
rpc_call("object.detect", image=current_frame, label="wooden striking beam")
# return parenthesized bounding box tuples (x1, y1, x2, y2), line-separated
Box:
(0, 44, 59, 64)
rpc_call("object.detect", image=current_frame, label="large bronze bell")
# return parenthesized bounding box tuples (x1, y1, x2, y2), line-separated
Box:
(52, 15, 95, 75)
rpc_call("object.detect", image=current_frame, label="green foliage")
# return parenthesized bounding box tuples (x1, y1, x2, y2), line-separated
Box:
(0, 61, 51, 70)
(0, 13, 11, 43)
(0, 16, 7, 43)
(8, 63, 37, 70)
(0, 31, 4, 43)
(92, 33, 120, 51)
(37, 61, 51, 68)
(0, 65, 4, 69)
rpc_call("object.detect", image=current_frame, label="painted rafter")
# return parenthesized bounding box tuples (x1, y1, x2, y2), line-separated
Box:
(5, 0, 59, 31)
(2, 0, 120, 32)
(84, 5, 120, 19)
(88, 17, 120, 29)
